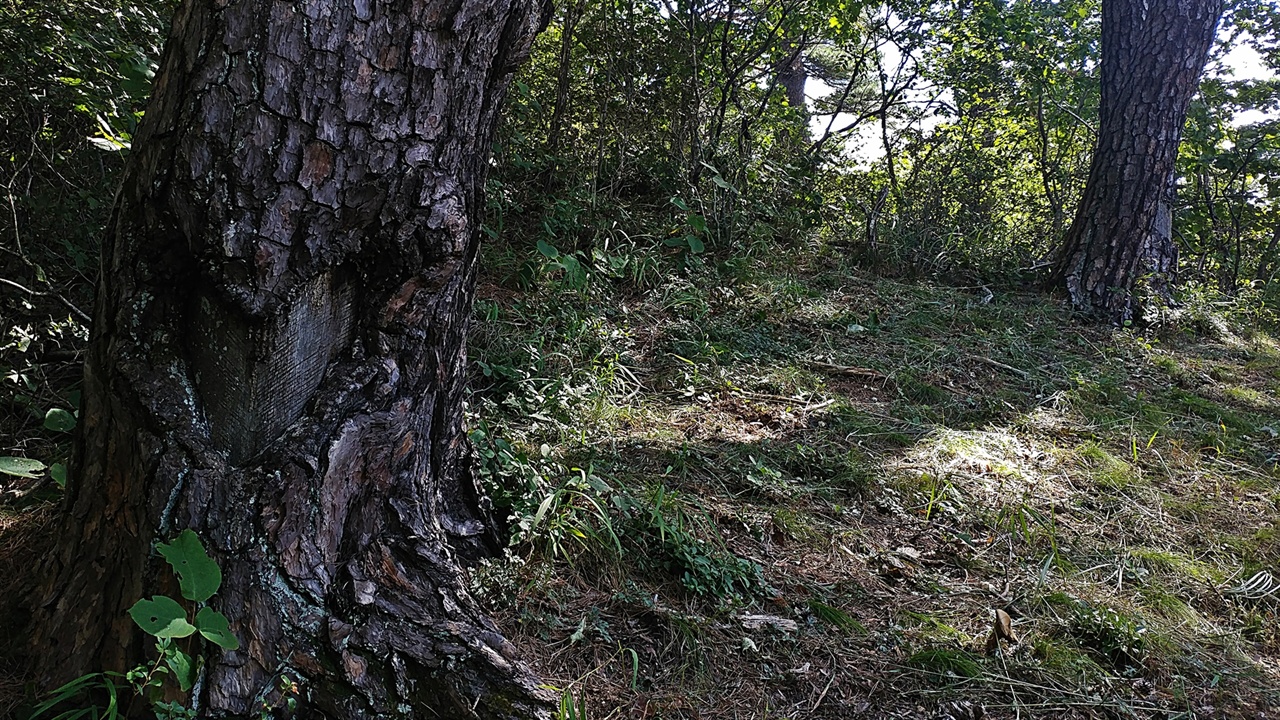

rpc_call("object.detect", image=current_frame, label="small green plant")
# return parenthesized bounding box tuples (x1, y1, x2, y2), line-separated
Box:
(907, 648, 983, 679)
(807, 600, 867, 635)
(257, 676, 300, 720)
(1068, 603, 1148, 675)
(552, 686, 588, 720)
(664, 197, 707, 256)
(533, 468, 623, 561)
(31, 530, 240, 720)
(635, 485, 763, 599)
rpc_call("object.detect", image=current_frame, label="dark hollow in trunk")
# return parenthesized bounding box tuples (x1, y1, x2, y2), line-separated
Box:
(1051, 0, 1223, 324)
(30, 0, 553, 717)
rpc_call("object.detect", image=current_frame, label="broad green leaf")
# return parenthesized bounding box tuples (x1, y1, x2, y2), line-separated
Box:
(158, 530, 222, 602)
(709, 175, 735, 192)
(536, 239, 560, 259)
(44, 408, 76, 432)
(195, 607, 240, 650)
(165, 648, 196, 691)
(50, 463, 67, 488)
(129, 596, 196, 638)
(685, 235, 705, 254)
(0, 456, 45, 478)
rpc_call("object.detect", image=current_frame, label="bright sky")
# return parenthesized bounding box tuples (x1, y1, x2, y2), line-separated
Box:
(1219, 41, 1276, 127)
(809, 30, 1278, 165)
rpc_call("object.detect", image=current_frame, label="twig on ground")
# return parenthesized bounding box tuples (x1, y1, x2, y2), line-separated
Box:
(807, 360, 887, 379)
(974, 355, 1030, 379)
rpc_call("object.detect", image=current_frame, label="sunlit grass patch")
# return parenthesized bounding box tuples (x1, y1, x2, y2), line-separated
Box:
(1136, 586, 1204, 627)
(1224, 385, 1280, 411)
(1126, 547, 1221, 584)
(894, 428, 1068, 504)
(1073, 441, 1143, 490)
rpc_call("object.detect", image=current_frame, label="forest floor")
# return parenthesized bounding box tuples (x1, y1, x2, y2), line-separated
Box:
(3, 240, 1280, 719)
(466, 241, 1280, 720)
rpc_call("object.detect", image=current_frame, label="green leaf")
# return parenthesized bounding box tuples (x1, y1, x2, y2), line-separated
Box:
(710, 175, 736, 192)
(165, 648, 196, 692)
(195, 607, 240, 650)
(129, 596, 196, 638)
(536, 239, 560, 259)
(44, 408, 77, 432)
(685, 235, 705, 254)
(158, 530, 222, 602)
(50, 463, 67, 488)
(0, 456, 45, 478)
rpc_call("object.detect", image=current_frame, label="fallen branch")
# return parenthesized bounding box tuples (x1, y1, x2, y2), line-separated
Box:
(973, 356, 1030, 379)
(807, 360, 887, 379)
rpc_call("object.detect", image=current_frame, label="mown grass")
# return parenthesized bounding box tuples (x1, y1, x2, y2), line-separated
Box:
(470, 239, 1280, 718)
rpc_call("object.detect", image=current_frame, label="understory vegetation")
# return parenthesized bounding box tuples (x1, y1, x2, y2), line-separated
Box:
(3, 0, 1280, 718)
(462, 243, 1280, 718)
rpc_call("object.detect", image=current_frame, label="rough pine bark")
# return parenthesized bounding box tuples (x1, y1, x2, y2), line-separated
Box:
(30, 0, 553, 717)
(1051, 0, 1223, 323)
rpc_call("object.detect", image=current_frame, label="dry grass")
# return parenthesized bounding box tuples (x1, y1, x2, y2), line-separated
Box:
(0, 506, 55, 718)
(469, 246, 1280, 718)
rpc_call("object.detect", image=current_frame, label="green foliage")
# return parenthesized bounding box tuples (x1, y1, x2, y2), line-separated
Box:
(155, 531, 222, 604)
(488, 0, 844, 290)
(28, 673, 124, 720)
(807, 600, 867, 634)
(2, 1, 168, 503)
(0, 0, 168, 275)
(630, 484, 765, 599)
(127, 596, 195, 640)
(1171, 0, 1280, 302)
(553, 687, 589, 720)
(42, 408, 76, 433)
(907, 648, 983, 679)
(0, 456, 45, 478)
(32, 529, 239, 720)
(526, 466, 624, 563)
(1068, 604, 1149, 675)
(853, 0, 1099, 280)
(193, 607, 238, 650)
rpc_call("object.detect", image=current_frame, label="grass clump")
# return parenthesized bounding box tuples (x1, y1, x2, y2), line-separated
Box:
(1074, 441, 1142, 489)
(628, 486, 766, 600)
(1067, 604, 1150, 676)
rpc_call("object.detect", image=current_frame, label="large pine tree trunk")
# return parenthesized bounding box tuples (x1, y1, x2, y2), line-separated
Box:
(1051, 0, 1222, 323)
(30, 0, 552, 717)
